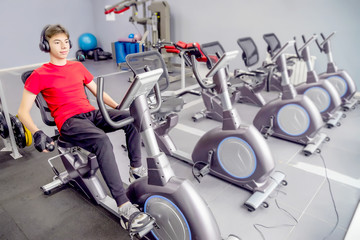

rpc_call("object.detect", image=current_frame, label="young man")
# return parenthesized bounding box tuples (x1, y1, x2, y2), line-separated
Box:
(17, 24, 154, 233)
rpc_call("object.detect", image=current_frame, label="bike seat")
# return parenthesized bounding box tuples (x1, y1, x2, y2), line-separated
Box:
(159, 97, 184, 114)
(57, 136, 76, 148)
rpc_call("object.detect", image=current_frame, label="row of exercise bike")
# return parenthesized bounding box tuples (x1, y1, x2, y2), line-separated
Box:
(155, 32, 357, 158)
(2, 31, 357, 240)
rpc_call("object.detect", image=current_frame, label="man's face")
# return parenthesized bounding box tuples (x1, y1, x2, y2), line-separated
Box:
(48, 33, 70, 60)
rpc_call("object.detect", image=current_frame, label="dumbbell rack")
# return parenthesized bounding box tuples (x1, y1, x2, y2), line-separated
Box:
(0, 78, 22, 159)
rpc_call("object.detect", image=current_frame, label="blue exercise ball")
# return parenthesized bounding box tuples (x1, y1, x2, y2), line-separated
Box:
(78, 33, 97, 51)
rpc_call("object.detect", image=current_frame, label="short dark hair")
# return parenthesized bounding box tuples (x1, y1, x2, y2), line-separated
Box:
(45, 24, 70, 41)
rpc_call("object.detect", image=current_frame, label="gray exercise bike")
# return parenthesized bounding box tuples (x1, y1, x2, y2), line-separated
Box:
(23, 69, 239, 240)
(252, 40, 329, 156)
(263, 33, 344, 128)
(126, 50, 287, 212)
(316, 32, 358, 111)
(293, 34, 343, 128)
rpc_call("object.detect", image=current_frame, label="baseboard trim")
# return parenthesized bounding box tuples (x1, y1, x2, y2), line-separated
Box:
(0, 58, 77, 73)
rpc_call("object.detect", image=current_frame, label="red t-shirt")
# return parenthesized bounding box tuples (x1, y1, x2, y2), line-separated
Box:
(25, 61, 96, 131)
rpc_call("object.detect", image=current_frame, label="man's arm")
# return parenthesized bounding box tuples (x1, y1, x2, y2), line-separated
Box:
(17, 89, 54, 152)
(17, 89, 40, 134)
(85, 80, 119, 109)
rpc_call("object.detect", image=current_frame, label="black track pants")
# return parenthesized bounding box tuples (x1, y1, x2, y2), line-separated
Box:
(60, 109, 142, 206)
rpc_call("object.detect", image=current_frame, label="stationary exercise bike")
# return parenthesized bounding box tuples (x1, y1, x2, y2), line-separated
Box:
(172, 41, 225, 122)
(22, 69, 239, 240)
(98, 69, 239, 240)
(191, 40, 267, 123)
(292, 34, 343, 128)
(188, 40, 266, 122)
(126, 50, 286, 212)
(316, 32, 358, 111)
(153, 39, 204, 97)
(21, 70, 155, 238)
(198, 40, 267, 108)
(232, 37, 268, 107)
(263, 33, 344, 127)
(252, 40, 328, 156)
(262, 33, 299, 92)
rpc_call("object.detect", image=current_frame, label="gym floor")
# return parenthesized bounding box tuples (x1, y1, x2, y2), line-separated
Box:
(1, 58, 360, 240)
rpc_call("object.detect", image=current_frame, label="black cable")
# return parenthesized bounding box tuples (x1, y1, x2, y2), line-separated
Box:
(253, 183, 298, 240)
(253, 152, 339, 240)
(254, 222, 297, 240)
(318, 152, 340, 240)
(192, 161, 210, 183)
(255, 153, 339, 240)
(275, 199, 298, 224)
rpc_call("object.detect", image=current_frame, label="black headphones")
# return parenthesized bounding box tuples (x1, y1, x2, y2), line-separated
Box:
(39, 24, 72, 52)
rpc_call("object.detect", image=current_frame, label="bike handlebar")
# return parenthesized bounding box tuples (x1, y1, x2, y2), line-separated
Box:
(96, 76, 135, 129)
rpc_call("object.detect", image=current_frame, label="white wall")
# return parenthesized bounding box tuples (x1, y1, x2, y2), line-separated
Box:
(0, 0, 96, 69)
(165, 0, 360, 87)
(1, 0, 359, 89)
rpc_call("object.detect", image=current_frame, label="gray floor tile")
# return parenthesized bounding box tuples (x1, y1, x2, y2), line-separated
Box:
(1, 60, 359, 240)
(287, 213, 347, 240)
(0, 206, 28, 240)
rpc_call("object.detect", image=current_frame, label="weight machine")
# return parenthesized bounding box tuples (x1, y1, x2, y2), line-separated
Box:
(0, 79, 22, 159)
(105, 0, 171, 52)
(106, 0, 187, 82)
